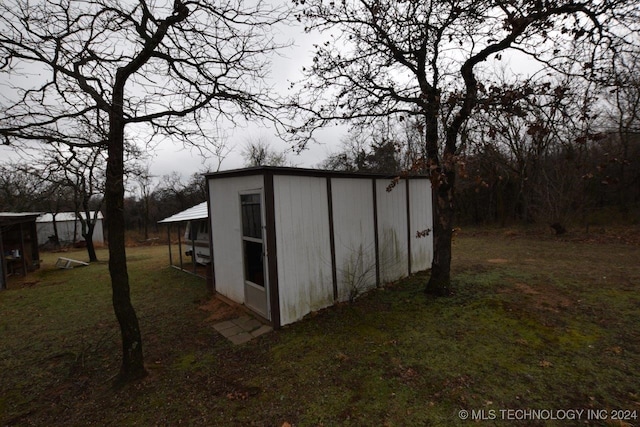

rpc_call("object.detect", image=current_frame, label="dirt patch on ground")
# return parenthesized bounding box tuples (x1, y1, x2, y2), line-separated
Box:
(500, 281, 573, 313)
(487, 258, 509, 264)
(554, 226, 640, 246)
(198, 296, 245, 322)
(458, 225, 640, 246)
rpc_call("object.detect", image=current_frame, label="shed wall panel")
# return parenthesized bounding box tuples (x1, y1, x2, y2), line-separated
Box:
(92, 222, 104, 245)
(208, 175, 264, 304)
(330, 178, 377, 301)
(274, 175, 333, 325)
(409, 179, 433, 272)
(37, 220, 104, 245)
(376, 179, 409, 283)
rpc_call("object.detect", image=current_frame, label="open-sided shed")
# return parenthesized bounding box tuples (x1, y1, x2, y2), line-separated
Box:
(158, 201, 210, 279)
(206, 167, 433, 328)
(0, 212, 41, 290)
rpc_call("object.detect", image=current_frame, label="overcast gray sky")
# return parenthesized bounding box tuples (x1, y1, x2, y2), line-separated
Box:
(0, 1, 542, 184)
(141, 18, 347, 179)
(0, 8, 346, 183)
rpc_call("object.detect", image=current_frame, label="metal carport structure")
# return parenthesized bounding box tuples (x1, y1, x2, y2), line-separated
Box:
(158, 202, 209, 280)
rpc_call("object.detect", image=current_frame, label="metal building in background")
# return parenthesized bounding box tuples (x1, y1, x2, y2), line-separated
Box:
(158, 201, 210, 279)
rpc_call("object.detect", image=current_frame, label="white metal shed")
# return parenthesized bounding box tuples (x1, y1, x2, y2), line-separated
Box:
(36, 211, 104, 246)
(206, 167, 433, 328)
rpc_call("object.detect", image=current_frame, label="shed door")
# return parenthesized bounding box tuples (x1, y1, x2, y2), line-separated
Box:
(240, 193, 269, 319)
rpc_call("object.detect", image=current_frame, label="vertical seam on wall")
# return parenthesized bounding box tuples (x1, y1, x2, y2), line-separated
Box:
(406, 179, 412, 275)
(372, 178, 380, 287)
(326, 177, 338, 301)
(264, 171, 281, 329)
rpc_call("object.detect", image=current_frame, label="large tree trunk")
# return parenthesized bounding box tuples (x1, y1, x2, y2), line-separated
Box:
(51, 214, 61, 249)
(426, 164, 455, 296)
(80, 213, 99, 262)
(106, 105, 146, 384)
(421, 98, 455, 296)
(84, 223, 98, 263)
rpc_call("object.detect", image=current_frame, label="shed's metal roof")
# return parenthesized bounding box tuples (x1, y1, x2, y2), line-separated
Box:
(204, 165, 430, 180)
(36, 211, 104, 223)
(0, 212, 42, 219)
(158, 202, 208, 224)
(0, 212, 42, 226)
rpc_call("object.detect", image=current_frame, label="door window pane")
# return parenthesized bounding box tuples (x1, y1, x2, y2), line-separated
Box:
(243, 240, 264, 287)
(241, 194, 262, 239)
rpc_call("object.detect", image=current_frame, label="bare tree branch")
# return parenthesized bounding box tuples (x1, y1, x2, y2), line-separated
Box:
(289, 0, 639, 295)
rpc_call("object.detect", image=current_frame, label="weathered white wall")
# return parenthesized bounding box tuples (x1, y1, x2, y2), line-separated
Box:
(208, 174, 264, 305)
(273, 175, 333, 325)
(207, 171, 433, 328)
(331, 178, 377, 302)
(36, 220, 104, 245)
(409, 179, 433, 272)
(376, 179, 409, 283)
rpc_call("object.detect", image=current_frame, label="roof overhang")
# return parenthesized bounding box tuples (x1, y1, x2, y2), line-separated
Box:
(204, 166, 430, 180)
(158, 201, 208, 224)
(0, 212, 42, 227)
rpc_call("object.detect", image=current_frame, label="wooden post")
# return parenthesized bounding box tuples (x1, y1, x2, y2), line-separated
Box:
(177, 223, 183, 270)
(0, 229, 6, 290)
(167, 225, 173, 266)
(190, 221, 197, 275)
(19, 222, 27, 275)
(30, 219, 40, 269)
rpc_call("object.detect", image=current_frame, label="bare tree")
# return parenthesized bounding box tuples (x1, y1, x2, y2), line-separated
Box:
(320, 118, 428, 173)
(0, 162, 48, 211)
(31, 144, 107, 261)
(601, 50, 640, 212)
(321, 130, 401, 173)
(1, 0, 286, 383)
(135, 165, 155, 241)
(242, 137, 294, 167)
(289, 0, 638, 295)
(465, 74, 600, 223)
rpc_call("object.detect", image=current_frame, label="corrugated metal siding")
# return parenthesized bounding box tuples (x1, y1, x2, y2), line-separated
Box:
(409, 179, 433, 273)
(274, 175, 333, 326)
(206, 168, 433, 328)
(331, 178, 377, 301)
(208, 175, 264, 304)
(158, 202, 208, 223)
(376, 179, 409, 283)
(36, 217, 104, 244)
(37, 212, 104, 223)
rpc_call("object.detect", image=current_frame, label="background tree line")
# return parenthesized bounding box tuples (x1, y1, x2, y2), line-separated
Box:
(0, 159, 207, 240)
(324, 122, 639, 230)
(321, 66, 640, 230)
(3, 107, 638, 243)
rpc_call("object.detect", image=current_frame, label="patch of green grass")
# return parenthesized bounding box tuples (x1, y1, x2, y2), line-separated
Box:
(1, 231, 639, 426)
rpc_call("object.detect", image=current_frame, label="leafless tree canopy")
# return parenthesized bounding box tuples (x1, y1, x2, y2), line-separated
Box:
(289, 0, 640, 295)
(0, 0, 289, 383)
(0, 0, 287, 149)
(291, 0, 637, 135)
(241, 137, 293, 167)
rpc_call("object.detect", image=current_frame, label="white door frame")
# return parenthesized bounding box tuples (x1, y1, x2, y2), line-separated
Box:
(239, 190, 270, 320)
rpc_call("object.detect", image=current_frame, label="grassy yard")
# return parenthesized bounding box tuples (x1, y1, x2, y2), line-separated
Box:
(1, 229, 639, 426)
